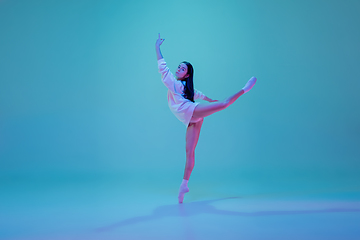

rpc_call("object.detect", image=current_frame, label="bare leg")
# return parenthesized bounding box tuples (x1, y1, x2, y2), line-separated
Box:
(191, 89, 245, 120)
(184, 119, 203, 180)
(191, 76, 256, 120)
(178, 119, 203, 203)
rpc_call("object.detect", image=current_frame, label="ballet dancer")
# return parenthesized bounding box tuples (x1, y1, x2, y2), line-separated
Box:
(155, 33, 257, 203)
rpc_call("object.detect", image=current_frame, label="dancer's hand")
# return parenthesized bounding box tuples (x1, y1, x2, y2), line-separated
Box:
(204, 96, 218, 102)
(155, 33, 165, 48)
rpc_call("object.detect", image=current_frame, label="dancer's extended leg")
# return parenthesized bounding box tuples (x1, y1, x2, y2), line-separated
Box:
(178, 119, 203, 203)
(191, 76, 256, 119)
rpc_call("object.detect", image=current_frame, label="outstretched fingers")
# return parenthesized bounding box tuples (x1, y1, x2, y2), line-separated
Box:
(157, 33, 165, 45)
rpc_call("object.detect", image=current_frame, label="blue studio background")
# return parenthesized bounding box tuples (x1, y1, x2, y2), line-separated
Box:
(1, 0, 360, 192)
(1, 0, 360, 235)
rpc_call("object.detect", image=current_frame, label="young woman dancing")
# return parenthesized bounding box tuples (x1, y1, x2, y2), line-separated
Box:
(155, 34, 257, 203)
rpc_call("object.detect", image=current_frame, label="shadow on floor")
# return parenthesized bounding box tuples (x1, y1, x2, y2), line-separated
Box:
(95, 196, 360, 232)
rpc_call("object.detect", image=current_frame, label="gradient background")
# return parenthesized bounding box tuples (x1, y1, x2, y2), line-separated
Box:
(1, 0, 359, 239)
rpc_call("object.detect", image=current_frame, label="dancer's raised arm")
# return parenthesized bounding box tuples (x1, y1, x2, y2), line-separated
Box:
(156, 34, 181, 93)
(155, 33, 165, 60)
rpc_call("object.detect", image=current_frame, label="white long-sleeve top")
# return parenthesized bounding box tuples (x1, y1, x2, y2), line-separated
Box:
(158, 58, 206, 126)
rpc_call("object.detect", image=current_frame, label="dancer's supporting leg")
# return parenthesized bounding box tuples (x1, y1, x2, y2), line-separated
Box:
(178, 118, 204, 204)
(191, 76, 257, 120)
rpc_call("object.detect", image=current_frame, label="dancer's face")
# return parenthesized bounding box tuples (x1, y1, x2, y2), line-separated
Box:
(175, 63, 189, 80)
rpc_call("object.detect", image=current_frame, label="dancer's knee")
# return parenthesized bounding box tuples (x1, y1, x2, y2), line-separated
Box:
(186, 150, 195, 159)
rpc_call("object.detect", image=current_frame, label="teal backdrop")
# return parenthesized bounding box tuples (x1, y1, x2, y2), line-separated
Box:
(1, 0, 359, 194)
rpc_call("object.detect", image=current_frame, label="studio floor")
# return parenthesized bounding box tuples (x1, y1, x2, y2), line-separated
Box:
(1, 175, 360, 240)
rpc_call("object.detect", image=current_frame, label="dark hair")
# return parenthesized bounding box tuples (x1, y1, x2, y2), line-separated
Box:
(181, 61, 195, 102)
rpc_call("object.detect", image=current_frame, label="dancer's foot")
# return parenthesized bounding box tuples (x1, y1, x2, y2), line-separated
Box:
(242, 76, 257, 93)
(178, 185, 189, 203)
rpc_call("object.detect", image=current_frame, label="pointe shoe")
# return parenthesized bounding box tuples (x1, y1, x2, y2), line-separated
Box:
(242, 76, 257, 93)
(178, 186, 189, 203)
